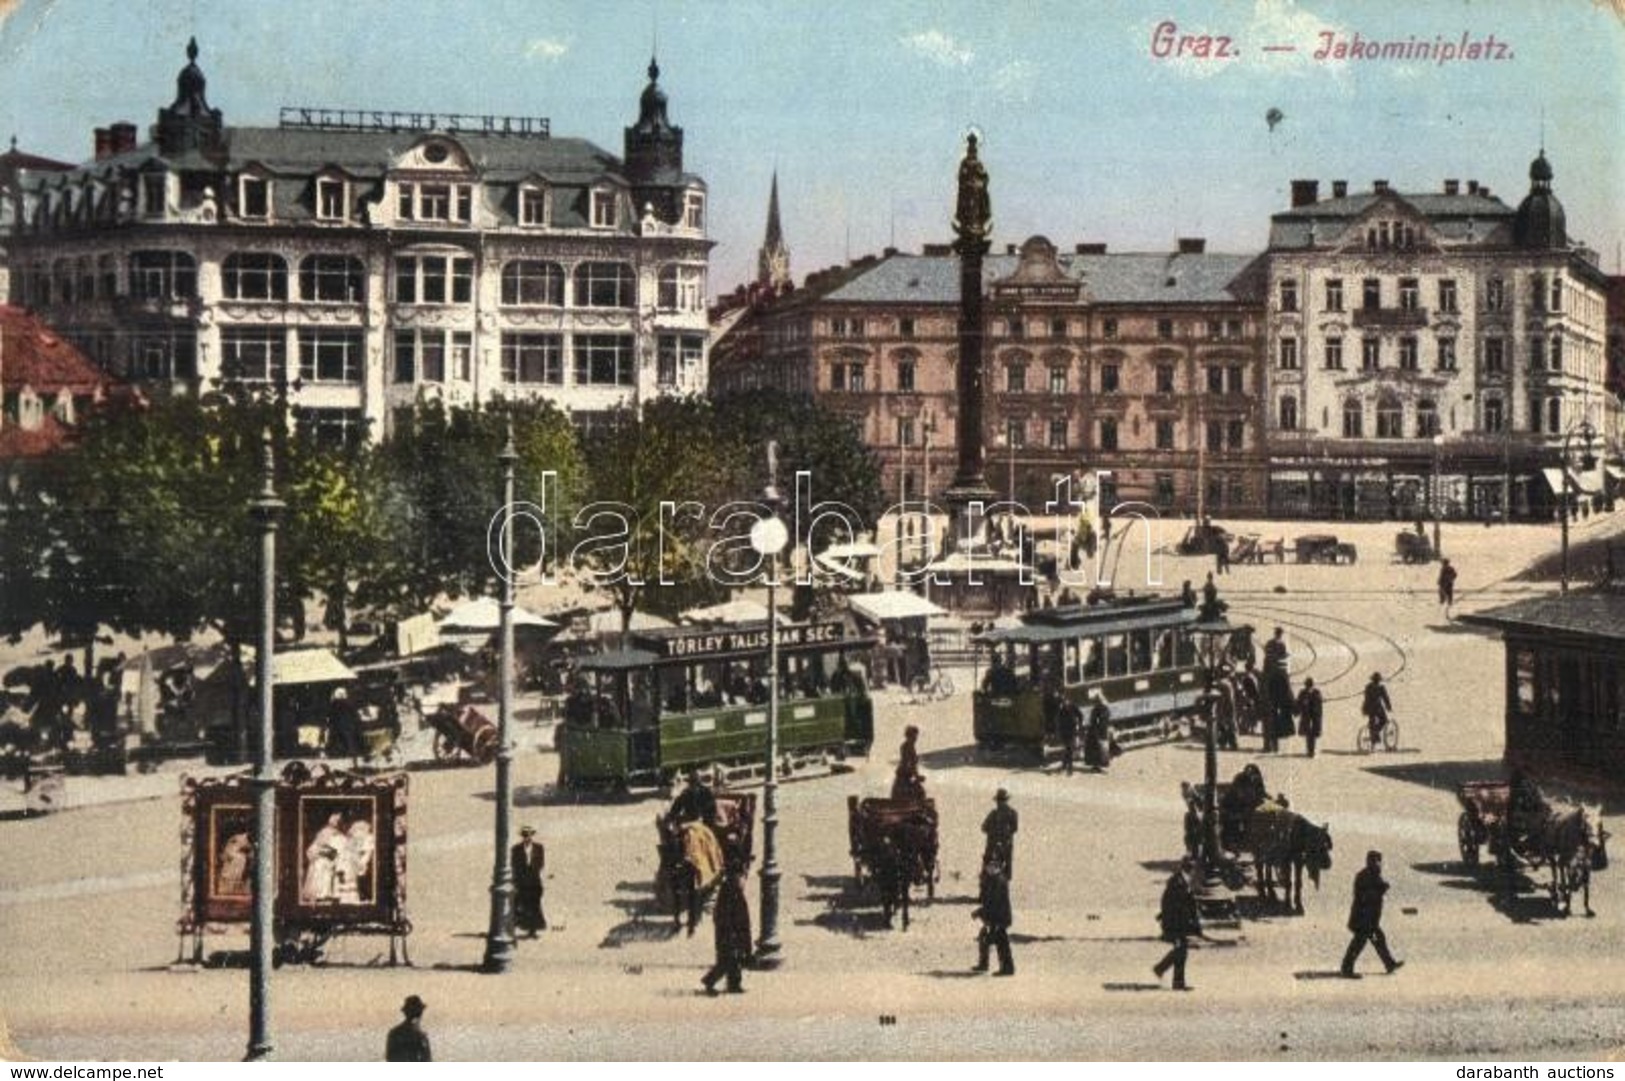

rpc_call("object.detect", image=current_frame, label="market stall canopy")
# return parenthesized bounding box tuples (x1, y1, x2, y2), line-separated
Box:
(439, 596, 556, 631)
(680, 599, 775, 625)
(394, 613, 441, 656)
(239, 647, 356, 685)
(818, 541, 883, 560)
(848, 591, 946, 622)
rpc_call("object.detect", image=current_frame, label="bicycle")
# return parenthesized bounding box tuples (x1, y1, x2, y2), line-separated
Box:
(1356, 715, 1400, 753)
(907, 666, 955, 704)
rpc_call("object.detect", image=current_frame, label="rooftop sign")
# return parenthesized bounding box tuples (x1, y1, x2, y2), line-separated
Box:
(278, 107, 551, 138)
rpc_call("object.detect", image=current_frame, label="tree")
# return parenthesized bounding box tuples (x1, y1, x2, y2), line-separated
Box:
(375, 397, 586, 613)
(578, 397, 749, 631)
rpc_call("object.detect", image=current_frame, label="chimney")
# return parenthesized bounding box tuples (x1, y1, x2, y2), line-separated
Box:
(1373, 179, 1389, 194)
(109, 122, 138, 155)
(1006, 243, 1018, 255)
(1074, 242, 1107, 255)
(94, 128, 112, 161)
(1289, 179, 1320, 208)
(1444, 179, 1460, 195)
(1177, 237, 1206, 254)
(883, 246, 898, 258)
(1479, 186, 1490, 198)
(1332, 180, 1348, 199)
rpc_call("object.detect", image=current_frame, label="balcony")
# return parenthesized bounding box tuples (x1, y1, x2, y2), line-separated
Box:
(1352, 307, 1428, 329)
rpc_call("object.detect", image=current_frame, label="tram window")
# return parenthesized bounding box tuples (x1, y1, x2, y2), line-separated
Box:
(1176, 632, 1197, 667)
(1154, 631, 1175, 670)
(1129, 631, 1152, 674)
(1064, 640, 1082, 684)
(1083, 638, 1103, 679)
(629, 670, 658, 728)
(694, 666, 725, 708)
(1105, 634, 1128, 677)
(662, 668, 690, 713)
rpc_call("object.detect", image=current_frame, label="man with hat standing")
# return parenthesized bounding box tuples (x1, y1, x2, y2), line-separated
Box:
(971, 857, 1015, 976)
(385, 995, 432, 1061)
(511, 825, 546, 939)
(981, 788, 1019, 880)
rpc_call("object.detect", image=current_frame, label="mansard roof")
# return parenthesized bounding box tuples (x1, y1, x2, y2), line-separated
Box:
(818, 251, 1261, 306)
(1269, 190, 1516, 250)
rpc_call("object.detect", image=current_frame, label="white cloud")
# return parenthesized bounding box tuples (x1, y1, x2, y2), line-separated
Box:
(524, 37, 570, 61)
(901, 29, 973, 67)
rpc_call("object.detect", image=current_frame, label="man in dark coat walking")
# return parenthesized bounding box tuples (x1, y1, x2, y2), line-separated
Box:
(1296, 677, 1324, 757)
(510, 825, 546, 938)
(384, 995, 432, 1061)
(1083, 691, 1112, 772)
(1153, 858, 1202, 990)
(701, 860, 752, 994)
(972, 858, 1015, 975)
(1438, 558, 1458, 616)
(326, 688, 364, 765)
(981, 788, 1019, 879)
(1341, 850, 1404, 978)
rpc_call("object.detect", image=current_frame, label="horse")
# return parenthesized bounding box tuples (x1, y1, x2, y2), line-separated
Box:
(849, 797, 939, 930)
(1524, 800, 1604, 917)
(655, 817, 725, 935)
(1242, 804, 1333, 913)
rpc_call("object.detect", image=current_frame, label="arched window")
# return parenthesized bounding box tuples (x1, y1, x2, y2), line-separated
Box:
(299, 254, 365, 303)
(573, 261, 635, 308)
(129, 251, 197, 300)
(1416, 399, 1439, 437)
(222, 252, 289, 301)
(1279, 395, 1298, 431)
(1342, 398, 1363, 439)
(1376, 396, 1404, 439)
(501, 260, 565, 306)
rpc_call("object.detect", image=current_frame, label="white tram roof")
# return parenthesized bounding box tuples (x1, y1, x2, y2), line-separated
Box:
(977, 598, 1197, 644)
(848, 591, 946, 622)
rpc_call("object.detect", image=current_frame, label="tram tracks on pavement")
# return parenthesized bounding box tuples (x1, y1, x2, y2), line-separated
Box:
(1230, 603, 1409, 703)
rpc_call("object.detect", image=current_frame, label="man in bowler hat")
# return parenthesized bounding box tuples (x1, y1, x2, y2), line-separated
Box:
(510, 825, 546, 938)
(385, 995, 432, 1061)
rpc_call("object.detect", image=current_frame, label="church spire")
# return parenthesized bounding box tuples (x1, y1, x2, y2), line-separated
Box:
(758, 171, 791, 291)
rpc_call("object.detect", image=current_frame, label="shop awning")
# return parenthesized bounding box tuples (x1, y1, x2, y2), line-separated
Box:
(239, 647, 356, 685)
(680, 599, 774, 625)
(848, 591, 946, 622)
(439, 596, 556, 631)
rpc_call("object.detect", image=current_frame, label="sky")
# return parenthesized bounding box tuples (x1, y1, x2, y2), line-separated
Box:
(1, 0, 1622, 295)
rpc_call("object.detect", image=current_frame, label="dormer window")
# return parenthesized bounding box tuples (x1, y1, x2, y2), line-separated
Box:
(683, 191, 705, 230)
(239, 176, 270, 219)
(397, 181, 473, 223)
(519, 185, 549, 227)
(591, 189, 619, 229)
(141, 173, 168, 219)
(317, 178, 347, 222)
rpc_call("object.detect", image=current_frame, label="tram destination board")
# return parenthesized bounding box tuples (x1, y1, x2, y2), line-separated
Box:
(650, 621, 845, 659)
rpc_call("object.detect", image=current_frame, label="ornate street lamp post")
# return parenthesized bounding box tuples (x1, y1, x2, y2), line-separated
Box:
(1432, 434, 1445, 558)
(1191, 616, 1239, 922)
(1560, 419, 1598, 594)
(483, 423, 519, 972)
(750, 442, 789, 967)
(246, 431, 282, 1061)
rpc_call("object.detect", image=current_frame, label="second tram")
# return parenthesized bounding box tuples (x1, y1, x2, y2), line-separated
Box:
(973, 598, 1204, 757)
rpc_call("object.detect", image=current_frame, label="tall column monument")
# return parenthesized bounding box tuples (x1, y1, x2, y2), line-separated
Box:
(943, 133, 998, 551)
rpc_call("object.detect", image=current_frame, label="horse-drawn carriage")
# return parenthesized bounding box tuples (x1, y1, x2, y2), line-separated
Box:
(847, 795, 940, 929)
(425, 703, 498, 765)
(1295, 534, 1358, 565)
(1394, 531, 1436, 564)
(1456, 778, 1606, 915)
(656, 791, 756, 934)
(1182, 765, 1333, 913)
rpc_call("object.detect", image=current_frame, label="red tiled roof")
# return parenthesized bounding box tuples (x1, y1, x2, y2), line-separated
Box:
(0, 305, 109, 393)
(0, 413, 72, 459)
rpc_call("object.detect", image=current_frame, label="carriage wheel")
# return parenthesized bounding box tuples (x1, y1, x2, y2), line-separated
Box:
(472, 729, 498, 765)
(1457, 813, 1480, 868)
(1381, 721, 1399, 752)
(1355, 727, 1374, 754)
(432, 732, 458, 762)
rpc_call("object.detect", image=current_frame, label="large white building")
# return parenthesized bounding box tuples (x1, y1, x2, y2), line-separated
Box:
(1263, 156, 1612, 519)
(2, 41, 712, 445)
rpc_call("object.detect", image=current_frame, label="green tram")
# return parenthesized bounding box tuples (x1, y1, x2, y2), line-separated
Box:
(558, 620, 876, 789)
(973, 598, 1204, 757)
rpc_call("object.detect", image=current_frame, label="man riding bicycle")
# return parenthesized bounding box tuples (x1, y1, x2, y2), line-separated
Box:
(1361, 673, 1392, 748)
